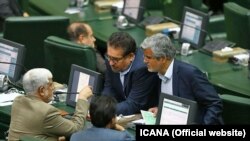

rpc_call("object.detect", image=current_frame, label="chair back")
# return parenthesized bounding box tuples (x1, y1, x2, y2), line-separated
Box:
(220, 94, 250, 124)
(224, 2, 250, 49)
(3, 16, 69, 69)
(44, 36, 97, 84)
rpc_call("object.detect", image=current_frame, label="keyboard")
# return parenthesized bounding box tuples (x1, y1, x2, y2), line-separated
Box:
(201, 40, 236, 54)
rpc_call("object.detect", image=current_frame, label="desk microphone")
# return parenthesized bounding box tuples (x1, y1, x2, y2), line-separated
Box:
(0, 61, 27, 72)
(53, 91, 99, 95)
(0, 61, 27, 91)
(53, 91, 79, 95)
(164, 17, 213, 41)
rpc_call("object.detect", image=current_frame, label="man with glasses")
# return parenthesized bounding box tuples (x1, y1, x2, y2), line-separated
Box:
(8, 68, 93, 140)
(102, 32, 160, 115)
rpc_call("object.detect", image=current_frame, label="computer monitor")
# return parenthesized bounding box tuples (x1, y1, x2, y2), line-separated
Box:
(122, 0, 145, 23)
(156, 93, 199, 125)
(0, 38, 26, 82)
(179, 6, 209, 49)
(66, 64, 103, 107)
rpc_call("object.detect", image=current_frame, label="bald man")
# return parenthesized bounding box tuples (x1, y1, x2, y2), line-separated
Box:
(67, 22, 106, 74)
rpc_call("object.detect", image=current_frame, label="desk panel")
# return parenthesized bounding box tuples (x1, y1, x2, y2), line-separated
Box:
(210, 67, 250, 98)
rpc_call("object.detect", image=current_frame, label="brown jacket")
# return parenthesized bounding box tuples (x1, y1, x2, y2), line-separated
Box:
(8, 95, 89, 141)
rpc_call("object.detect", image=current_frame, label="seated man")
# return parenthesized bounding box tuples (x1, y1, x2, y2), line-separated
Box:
(67, 22, 106, 74)
(0, 0, 28, 32)
(141, 33, 223, 124)
(8, 68, 93, 140)
(102, 32, 159, 115)
(70, 95, 135, 141)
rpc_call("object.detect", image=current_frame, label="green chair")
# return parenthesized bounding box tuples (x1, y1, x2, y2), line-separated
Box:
(227, 0, 250, 9)
(3, 16, 69, 69)
(220, 94, 250, 124)
(224, 2, 250, 49)
(44, 36, 97, 84)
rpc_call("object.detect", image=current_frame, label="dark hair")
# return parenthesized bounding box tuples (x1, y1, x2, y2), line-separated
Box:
(90, 95, 117, 127)
(67, 23, 88, 41)
(108, 32, 136, 56)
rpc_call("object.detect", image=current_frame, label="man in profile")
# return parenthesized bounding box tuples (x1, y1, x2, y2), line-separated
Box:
(141, 33, 223, 124)
(102, 32, 159, 115)
(8, 68, 93, 140)
(67, 22, 106, 74)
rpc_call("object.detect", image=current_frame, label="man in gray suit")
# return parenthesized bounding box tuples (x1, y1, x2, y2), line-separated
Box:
(8, 68, 93, 141)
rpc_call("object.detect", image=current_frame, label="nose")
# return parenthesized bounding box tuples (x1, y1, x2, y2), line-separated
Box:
(109, 60, 115, 66)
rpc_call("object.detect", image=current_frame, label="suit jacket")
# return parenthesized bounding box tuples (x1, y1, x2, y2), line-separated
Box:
(0, 0, 22, 32)
(160, 60, 223, 124)
(8, 95, 89, 141)
(70, 127, 135, 141)
(102, 48, 160, 115)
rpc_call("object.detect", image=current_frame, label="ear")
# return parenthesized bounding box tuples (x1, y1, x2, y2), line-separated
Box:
(38, 86, 45, 97)
(128, 53, 135, 61)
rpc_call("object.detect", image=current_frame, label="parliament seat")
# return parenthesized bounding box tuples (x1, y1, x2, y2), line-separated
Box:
(3, 16, 69, 69)
(224, 2, 250, 49)
(44, 36, 97, 84)
(220, 94, 250, 124)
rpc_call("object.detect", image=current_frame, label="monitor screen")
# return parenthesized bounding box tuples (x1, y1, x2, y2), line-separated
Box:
(156, 93, 199, 125)
(179, 6, 209, 49)
(0, 38, 25, 82)
(122, 0, 145, 23)
(66, 64, 103, 107)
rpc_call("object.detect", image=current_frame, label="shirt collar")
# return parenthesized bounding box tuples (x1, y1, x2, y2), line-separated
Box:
(158, 59, 174, 82)
(120, 62, 132, 76)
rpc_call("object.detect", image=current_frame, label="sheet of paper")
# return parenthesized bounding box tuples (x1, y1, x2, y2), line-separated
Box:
(65, 8, 80, 14)
(0, 92, 22, 106)
(140, 110, 156, 125)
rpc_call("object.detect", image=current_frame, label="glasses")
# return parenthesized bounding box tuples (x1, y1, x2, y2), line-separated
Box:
(143, 55, 156, 60)
(105, 54, 126, 63)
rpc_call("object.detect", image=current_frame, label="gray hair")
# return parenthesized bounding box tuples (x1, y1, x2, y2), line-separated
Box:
(141, 33, 176, 58)
(22, 68, 53, 94)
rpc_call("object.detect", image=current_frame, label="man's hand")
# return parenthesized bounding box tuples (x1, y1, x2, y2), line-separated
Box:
(148, 107, 158, 117)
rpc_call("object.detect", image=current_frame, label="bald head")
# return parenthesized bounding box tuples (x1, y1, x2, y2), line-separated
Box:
(67, 22, 95, 47)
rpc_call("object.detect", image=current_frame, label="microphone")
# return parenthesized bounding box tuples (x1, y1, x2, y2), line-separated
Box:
(53, 91, 79, 95)
(164, 17, 213, 41)
(0, 61, 27, 72)
(53, 91, 99, 95)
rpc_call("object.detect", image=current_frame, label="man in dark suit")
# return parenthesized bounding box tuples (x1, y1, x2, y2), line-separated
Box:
(141, 33, 223, 124)
(102, 32, 159, 115)
(70, 95, 135, 141)
(67, 22, 106, 74)
(0, 0, 28, 32)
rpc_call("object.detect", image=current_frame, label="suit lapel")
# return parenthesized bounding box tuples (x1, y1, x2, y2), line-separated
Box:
(172, 60, 179, 97)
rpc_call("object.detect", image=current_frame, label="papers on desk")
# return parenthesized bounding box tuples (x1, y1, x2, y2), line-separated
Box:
(65, 7, 81, 14)
(0, 92, 22, 106)
(140, 110, 156, 125)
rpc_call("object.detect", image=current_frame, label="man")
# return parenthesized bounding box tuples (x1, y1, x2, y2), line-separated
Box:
(70, 95, 135, 141)
(0, 0, 28, 32)
(141, 33, 223, 124)
(67, 22, 106, 74)
(102, 32, 159, 115)
(8, 68, 93, 140)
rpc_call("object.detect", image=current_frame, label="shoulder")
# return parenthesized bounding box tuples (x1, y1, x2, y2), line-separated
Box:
(174, 60, 202, 75)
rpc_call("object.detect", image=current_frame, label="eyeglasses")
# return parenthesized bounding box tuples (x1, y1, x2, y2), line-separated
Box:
(105, 54, 126, 63)
(143, 55, 156, 60)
